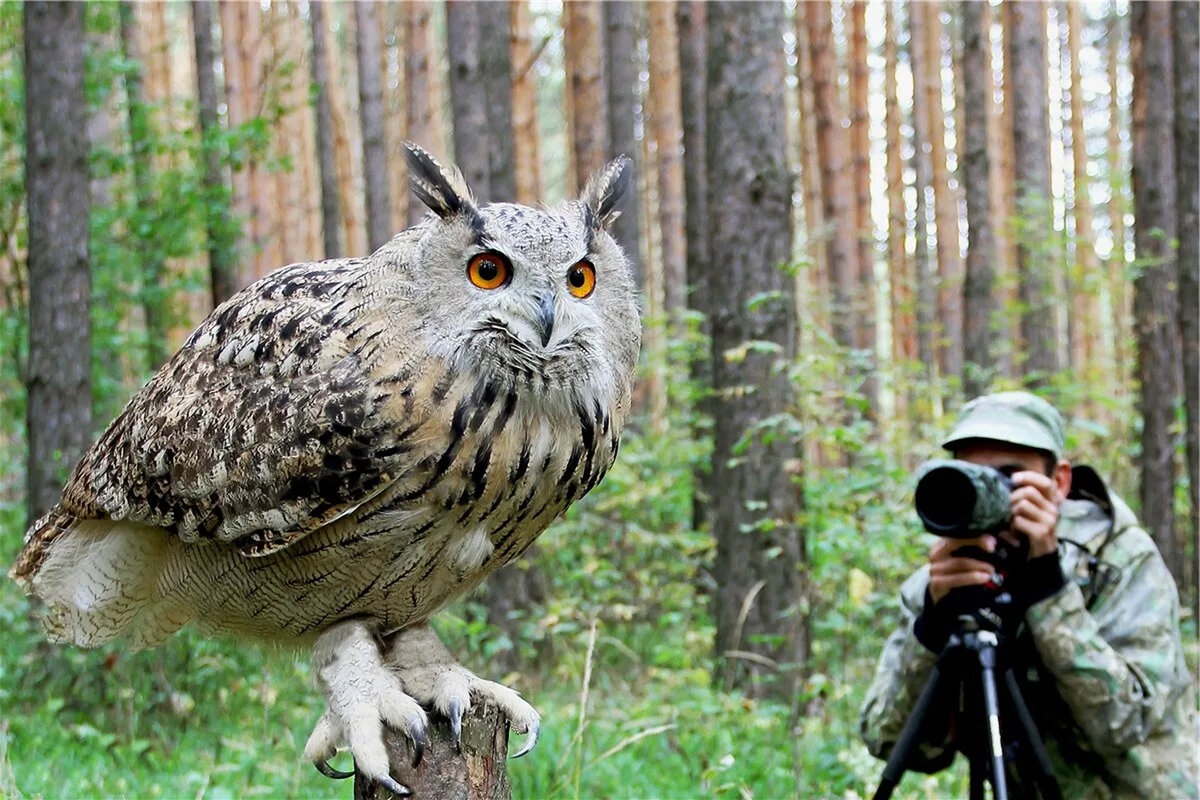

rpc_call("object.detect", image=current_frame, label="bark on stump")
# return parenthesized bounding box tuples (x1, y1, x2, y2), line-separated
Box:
(353, 701, 511, 800)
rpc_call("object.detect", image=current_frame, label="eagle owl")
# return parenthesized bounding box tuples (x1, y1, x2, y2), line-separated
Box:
(10, 145, 640, 794)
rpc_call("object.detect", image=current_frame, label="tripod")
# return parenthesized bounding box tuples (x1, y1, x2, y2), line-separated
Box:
(871, 616, 1062, 800)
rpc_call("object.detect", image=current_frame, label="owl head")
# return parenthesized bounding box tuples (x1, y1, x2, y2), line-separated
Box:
(398, 143, 641, 412)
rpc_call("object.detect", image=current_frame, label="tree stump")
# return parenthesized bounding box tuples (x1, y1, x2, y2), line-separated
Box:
(353, 701, 512, 800)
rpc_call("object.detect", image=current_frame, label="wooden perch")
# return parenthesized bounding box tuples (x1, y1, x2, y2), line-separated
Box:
(353, 700, 512, 800)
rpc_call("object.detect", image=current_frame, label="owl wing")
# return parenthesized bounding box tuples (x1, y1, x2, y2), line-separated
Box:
(16, 258, 426, 577)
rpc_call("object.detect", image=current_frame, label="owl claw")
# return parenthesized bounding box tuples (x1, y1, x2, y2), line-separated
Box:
(313, 759, 355, 780)
(449, 697, 464, 753)
(510, 718, 540, 759)
(374, 773, 412, 797)
(410, 719, 428, 767)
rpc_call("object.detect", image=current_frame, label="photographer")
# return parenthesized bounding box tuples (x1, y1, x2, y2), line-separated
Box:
(860, 392, 1197, 798)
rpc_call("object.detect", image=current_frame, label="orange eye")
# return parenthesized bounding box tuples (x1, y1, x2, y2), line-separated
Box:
(566, 260, 596, 299)
(467, 252, 511, 290)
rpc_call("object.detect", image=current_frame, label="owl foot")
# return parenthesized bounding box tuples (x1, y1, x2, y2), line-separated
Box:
(306, 621, 429, 795)
(387, 623, 542, 758)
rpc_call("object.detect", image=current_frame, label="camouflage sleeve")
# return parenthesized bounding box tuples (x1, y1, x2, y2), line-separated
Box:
(1024, 526, 1192, 758)
(860, 568, 953, 771)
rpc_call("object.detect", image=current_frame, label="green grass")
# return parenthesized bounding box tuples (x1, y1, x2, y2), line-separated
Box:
(0, 571, 972, 800)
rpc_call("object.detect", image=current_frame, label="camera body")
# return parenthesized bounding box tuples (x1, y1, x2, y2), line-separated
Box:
(914, 459, 1028, 630)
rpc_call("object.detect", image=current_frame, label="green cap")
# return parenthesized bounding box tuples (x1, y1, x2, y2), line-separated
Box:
(942, 391, 1066, 461)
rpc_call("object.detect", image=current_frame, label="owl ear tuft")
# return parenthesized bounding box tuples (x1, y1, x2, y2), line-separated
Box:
(403, 142, 483, 227)
(579, 156, 633, 231)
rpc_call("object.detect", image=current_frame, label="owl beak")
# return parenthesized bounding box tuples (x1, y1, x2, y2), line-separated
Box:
(534, 292, 555, 347)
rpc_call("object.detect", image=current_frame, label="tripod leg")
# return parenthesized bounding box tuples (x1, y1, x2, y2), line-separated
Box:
(872, 661, 952, 800)
(975, 638, 1008, 800)
(1002, 670, 1063, 800)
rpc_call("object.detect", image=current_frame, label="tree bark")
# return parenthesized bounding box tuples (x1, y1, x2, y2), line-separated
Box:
(1008, 1, 1059, 385)
(355, 700, 511, 800)
(603, 0, 640, 282)
(564, 1, 609, 196)
(678, 0, 711, 531)
(908, 0, 937, 382)
(806, 1, 858, 351)
(24, 0, 91, 525)
(1107, 11, 1131, 392)
(922, 1, 964, 383)
(404, 0, 436, 226)
(192, 0, 237, 306)
(884, 1, 914, 390)
(648, 1, 686, 316)
(1172, 0, 1199, 612)
(356, 1, 391, 251)
(118, 2, 168, 372)
(510, 1, 542, 206)
(310, 1, 343, 258)
(1130, 0, 1182, 584)
(849, 0, 877, 395)
(960, 0, 995, 398)
(1064, 0, 1101, 377)
(445, 1, 490, 201)
(793, 2, 829, 334)
(480, 1, 517, 203)
(707, 1, 805, 699)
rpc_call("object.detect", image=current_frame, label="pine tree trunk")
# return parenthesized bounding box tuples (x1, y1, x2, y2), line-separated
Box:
(884, 1, 914, 396)
(849, 0, 877, 403)
(192, 0, 237, 306)
(564, 1, 609, 196)
(510, 1, 542, 206)
(794, 2, 829, 335)
(356, 1, 391, 251)
(648, 1, 686, 316)
(118, 2, 168, 372)
(1107, 12, 1130, 391)
(961, 0, 995, 398)
(445, 1, 490, 201)
(807, 1, 859, 351)
(310, 1, 343, 258)
(1065, 0, 1101, 378)
(603, 0, 640, 282)
(1008, 0, 1059, 385)
(1130, 0, 1182, 585)
(327, 4, 366, 259)
(677, 0, 711, 531)
(480, 1, 517, 203)
(707, 0, 805, 700)
(404, 0, 436, 227)
(23, 0, 91, 525)
(988, 4, 1014, 380)
(923, 1, 964, 383)
(908, 0, 937, 382)
(1172, 0, 1199, 613)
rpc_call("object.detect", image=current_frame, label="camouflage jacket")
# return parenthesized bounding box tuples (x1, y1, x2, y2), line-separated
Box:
(860, 486, 1198, 799)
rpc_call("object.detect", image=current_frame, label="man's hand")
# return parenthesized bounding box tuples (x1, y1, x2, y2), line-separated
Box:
(1009, 470, 1060, 558)
(928, 534, 996, 604)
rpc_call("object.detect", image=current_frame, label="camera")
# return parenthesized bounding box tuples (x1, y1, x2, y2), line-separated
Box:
(913, 460, 1026, 627)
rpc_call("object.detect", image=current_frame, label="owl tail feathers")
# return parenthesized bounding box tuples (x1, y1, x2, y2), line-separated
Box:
(14, 516, 188, 650)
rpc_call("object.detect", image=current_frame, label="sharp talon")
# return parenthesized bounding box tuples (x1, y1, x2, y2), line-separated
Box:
(376, 774, 412, 797)
(510, 720, 540, 759)
(449, 697, 464, 753)
(411, 721, 428, 768)
(313, 759, 354, 780)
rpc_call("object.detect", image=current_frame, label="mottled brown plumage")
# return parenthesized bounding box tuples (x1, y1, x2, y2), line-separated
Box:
(11, 145, 639, 789)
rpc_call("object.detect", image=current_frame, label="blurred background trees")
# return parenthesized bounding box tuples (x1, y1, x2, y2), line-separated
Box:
(1, 1, 1196, 797)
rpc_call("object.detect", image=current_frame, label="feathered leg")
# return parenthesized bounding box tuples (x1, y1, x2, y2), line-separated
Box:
(304, 620, 428, 794)
(385, 623, 541, 757)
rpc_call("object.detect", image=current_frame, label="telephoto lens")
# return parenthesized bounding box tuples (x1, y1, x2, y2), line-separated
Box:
(913, 459, 1013, 536)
